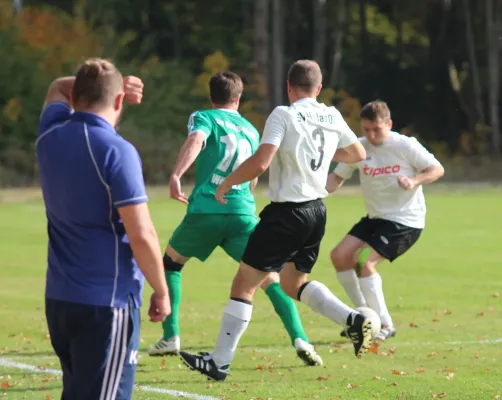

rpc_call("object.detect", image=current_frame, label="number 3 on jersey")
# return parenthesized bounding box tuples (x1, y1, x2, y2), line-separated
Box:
(217, 133, 253, 173)
(311, 128, 325, 171)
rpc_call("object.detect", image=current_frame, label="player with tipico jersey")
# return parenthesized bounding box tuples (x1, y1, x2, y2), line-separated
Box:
(328, 101, 444, 341)
(179, 60, 373, 382)
(148, 71, 323, 367)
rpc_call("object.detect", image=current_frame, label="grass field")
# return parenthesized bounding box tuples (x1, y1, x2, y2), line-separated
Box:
(0, 186, 501, 400)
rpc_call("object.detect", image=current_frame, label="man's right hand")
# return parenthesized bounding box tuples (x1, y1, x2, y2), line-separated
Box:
(148, 292, 171, 322)
(170, 175, 189, 204)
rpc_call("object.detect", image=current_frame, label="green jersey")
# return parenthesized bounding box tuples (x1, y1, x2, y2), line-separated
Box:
(186, 109, 260, 215)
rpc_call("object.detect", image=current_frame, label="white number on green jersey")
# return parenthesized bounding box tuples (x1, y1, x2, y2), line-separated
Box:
(217, 134, 252, 173)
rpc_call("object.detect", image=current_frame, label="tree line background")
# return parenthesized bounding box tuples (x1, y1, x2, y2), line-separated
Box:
(0, 0, 501, 186)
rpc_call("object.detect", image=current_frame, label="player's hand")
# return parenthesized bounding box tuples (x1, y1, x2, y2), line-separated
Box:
(148, 292, 171, 322)
(123, 76, 144, 105)
(397, 176, 418, 190)
(215, 180, 232, 204)
(169, 176, 189, 204)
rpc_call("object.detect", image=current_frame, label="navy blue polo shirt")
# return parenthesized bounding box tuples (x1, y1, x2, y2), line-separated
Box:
(37, 102, 148, 309)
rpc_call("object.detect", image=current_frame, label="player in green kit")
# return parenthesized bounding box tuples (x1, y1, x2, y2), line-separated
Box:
(148, 71, 323, 366)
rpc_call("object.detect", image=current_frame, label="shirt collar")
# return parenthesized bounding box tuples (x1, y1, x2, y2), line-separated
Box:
(293, 97, 318, 106)
(216, 108, 240, 114)
(70, 111, 116, 131)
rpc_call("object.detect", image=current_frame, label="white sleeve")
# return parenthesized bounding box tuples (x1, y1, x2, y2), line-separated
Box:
(337, 117, 358, 148)
(407, 137, 441, 171)
(334, 162, 357, 180)
(260, 107, 288, 147)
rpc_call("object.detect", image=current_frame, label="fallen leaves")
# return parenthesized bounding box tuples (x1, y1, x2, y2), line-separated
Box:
(392, 369, 408, 376)
(446, 373, 455, 380)
(346, 383, 359, 389)
(316, 376, 328, 381)
(428, 351, 439, 357)
(477, 312, 485, 317)
(492, 292, 499, 298)
(416, 367, 426, 373)
(409, 322, 418, 328)
(0, 382, 10, 389)
(432, 393, 447, 398)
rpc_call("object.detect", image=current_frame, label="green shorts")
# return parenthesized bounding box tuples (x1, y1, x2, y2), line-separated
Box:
(169, 213, 258, 262)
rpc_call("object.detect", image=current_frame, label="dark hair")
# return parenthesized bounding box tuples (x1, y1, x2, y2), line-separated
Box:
(72, 58, 123, 108)
(360, 101, 391, 121)
(287, 60, 322, 91)
(209, 71, 243, 105)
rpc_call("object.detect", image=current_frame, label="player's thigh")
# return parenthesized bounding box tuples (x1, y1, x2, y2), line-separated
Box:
(366, 219, 422, 262)
(68, 298, 139, 400)
(221, 214, 258, 262)
(169, 214, 221, 262)
(241, 204, 304, 273)
(291, 200, 327, 274)
(331, 234, 368, 270)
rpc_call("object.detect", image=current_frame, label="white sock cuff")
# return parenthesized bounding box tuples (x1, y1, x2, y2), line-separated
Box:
(299, 281, 325, 304)
(337, 270, 358, 283)
(224, 299, 253, 321)
(359, 273, 382, 287)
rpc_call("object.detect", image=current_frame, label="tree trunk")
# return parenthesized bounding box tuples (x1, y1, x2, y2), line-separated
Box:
(486, 0, 501, 156)
(254, 0, 270, 113)
(313, 0, 327, 71)
(271, 0, 284, 107)
(328, 0, 347, 88)
(462, 0, 485, 137)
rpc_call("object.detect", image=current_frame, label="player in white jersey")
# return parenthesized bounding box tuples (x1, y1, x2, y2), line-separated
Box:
(179, 60, 373, 382)
(327, 101, 444, 341)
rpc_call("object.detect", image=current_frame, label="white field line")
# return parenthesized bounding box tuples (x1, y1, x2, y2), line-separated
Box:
(0, 358, 220, 400)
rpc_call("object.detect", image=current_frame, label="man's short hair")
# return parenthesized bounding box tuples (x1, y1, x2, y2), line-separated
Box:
(72, 58, 123, 108)
(360, 101, 391, 121)
(209, 71, 243, 105)
(287, 60, 322, 91)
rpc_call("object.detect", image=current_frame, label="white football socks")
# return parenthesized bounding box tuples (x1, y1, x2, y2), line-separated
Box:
(337, 270, 367, 307)
(299, 281, 354, 326)
(212, 299, 253, 367)
(359, 273, 393, 327)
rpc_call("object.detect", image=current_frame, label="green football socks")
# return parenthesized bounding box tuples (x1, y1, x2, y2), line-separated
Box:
(265, 282, 309, 345)
(162, 270, 182, 339)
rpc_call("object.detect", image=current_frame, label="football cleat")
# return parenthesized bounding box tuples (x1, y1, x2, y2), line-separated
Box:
(346, 312, 372, 358)
(148, 336, 180, 356)
(179, 351, 229, 381)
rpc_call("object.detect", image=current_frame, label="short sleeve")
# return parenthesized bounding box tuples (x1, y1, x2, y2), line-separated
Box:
(261, 107, 288, 147)
(407, 137, 441, 171)
(334, 162, 357, 180)
(108, 142, 149, 208)
(336, 117, 358, 148)
(187, 111, 212, 138)
(39, 102, 72, 135)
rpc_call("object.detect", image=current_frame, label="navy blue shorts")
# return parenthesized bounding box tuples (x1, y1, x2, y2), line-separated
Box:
(45, 296, 140, 400)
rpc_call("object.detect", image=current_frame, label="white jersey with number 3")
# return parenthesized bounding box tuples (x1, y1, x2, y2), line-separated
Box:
(261, 98, 358, 203)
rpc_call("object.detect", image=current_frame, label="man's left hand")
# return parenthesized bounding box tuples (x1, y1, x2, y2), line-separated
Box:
(124, 76, 144, 105)
(397, 176, 418, 190)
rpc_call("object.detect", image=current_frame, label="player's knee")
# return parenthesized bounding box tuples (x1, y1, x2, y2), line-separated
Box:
(279, 278, 301, 299)
(330, 247, 352, 271)
(360, 261, 377, 277)
(163, 253, 184, 272)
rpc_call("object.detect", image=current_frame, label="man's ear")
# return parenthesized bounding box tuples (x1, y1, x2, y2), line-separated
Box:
(114, 92, 125, 111)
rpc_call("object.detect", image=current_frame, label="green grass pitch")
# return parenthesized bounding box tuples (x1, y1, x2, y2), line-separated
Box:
(0, 186, 500, 400)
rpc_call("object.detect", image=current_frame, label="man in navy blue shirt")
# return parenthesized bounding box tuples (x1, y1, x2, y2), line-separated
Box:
(37, 58, 170, 400)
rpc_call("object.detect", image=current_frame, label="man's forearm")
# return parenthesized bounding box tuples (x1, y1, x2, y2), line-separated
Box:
(129, 230, 169, 296)
(326, 173, 345, 193)
(414, 165, 445, 185)
(225, 157, 265, 187)
(171, 134, 204, 180)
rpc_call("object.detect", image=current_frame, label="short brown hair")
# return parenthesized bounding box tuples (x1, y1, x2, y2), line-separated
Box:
(72, 58, 123, 108)
(209, 71, 243, 105)
(360, 101, 391, 121)
(287, 60, 322, 91)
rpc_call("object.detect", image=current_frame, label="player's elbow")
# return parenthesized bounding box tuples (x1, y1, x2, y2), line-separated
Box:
(353, 145, 367, 162)
(436, 164, 445, 178)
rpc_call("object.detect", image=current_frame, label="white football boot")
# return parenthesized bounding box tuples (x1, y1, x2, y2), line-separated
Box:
(294, 338, 323, 366)
(148, 336, 180, 356)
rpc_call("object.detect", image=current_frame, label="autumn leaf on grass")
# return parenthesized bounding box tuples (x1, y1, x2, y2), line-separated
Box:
(492, 292, 499, 298)
(492, 395, 500, 399)
(409, 322, 418, 328)
(390, 382, 400, 386)
(432, 393, 447, 398)
(0, 382, 10, 389)
(432, 318, 440, 323)
(416, 367, 425, 373)
(346, 383, 359, 389)
(255, 365, 265, 371)
(389, 347, 397, 355)
(368, 342, 380, 354)
(316, 376, 328, 381)
(475, 353, 479, 359)
(392, 370, 408, 376)
(160, 359, 166, 369)
(443, 310, 452, 315)
(442, 368, 456, 373)
(446, 373, 455, 380)
(477, 312, 485, 317)
(428, 352, 439, 357)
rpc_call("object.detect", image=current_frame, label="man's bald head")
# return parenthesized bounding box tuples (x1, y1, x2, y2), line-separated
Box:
(287, 60, 323, 92)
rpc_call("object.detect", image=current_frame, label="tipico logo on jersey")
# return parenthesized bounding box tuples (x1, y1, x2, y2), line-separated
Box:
(362, 164, 401, 177)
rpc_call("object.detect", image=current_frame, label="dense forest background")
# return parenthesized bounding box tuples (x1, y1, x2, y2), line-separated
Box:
(0, 0, 501, 186)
